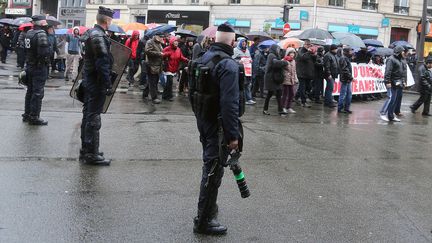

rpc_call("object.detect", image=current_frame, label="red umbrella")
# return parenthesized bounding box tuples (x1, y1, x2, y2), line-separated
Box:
(18, 23, 33, 31)
(201, 26, 218, 38)
(67, 26, 89, 35)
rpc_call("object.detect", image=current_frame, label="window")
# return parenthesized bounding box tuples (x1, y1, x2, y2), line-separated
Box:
(286, 0, 299, 4)
(394, 0, 409, 15)
(191, 0, 199, 4)
(427, 0, 432, 17)
(362, 0, 378, 10)
(329, 0, 343, 7)
(164, 0, 172, 3)
(230, 0, 240, 4)
(140, 0, 148, 3)
(116, 0, 125, 3)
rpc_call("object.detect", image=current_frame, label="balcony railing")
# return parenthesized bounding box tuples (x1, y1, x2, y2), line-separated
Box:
(362, 2, 378, 11)
(394, 6, 409, 15)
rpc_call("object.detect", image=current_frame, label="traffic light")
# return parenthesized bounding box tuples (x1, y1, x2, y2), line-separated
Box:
(283, 5, 293, 23)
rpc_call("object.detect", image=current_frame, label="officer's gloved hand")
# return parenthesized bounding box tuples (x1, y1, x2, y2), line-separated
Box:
(106, 88, 114, 96)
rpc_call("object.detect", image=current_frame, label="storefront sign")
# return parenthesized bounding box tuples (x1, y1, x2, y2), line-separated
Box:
(9, 0, 32, 8)
(214, 19, 250, 27)
(59, 8, 86, 18)
(5, 8, 26, 15)
(147, 10, 210, 28)
(382, 18, 390, 27)
(348, 25, 360, 34)
(328, 24, 379, 36)
(328, 63, 414, 96)
(300, 10, 309, 21)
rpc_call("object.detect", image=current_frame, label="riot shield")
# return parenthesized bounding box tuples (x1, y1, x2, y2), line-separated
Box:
(69, 39, 131, 113)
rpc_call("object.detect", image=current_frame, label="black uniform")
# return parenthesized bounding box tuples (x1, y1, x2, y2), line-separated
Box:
(80, 24, 113, 165)
(23, 26, 51, 125)
(410, 63, 432, 116)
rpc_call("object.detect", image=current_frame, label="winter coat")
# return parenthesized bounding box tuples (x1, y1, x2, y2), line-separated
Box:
(323, 51, 340, 79)
(282, 58, 298, 85)
(232, 39, 251, 60)
(339, 54, 353, 83)
(56, 38, 67, 59)
(48, 34, 58, 55)
(137, 36, 149, 61)
(354, 50, 371, 64)
(296, 47, 316, 80)
(125, 31, 140, 60)
(417, 64, 432, 94)
(162, 37, 188, 74)
(384, 54, 407, 87)
(252, 50, 267, 78)
(264, 44, 288, 91)
(314, 52, 325, 80)
(145, 37, 164, 74)
(0, 28, 12, 49)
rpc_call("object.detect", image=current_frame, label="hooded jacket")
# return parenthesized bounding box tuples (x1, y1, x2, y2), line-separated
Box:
(125, 30, 140, 60)
(282, 48, 298, 85)
(384, 45, 407, 87)
(232, 38, 251, 60)
(162, 36, 188, 73)
(264, 44, 288, 91)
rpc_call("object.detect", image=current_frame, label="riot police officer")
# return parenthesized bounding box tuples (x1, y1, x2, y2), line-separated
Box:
(22, 15, 51, 125)
(191, 23, 241, 235)
(79, 6, 115, 166)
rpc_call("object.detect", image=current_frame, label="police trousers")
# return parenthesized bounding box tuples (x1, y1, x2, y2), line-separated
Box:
(24, 66, 48, 118)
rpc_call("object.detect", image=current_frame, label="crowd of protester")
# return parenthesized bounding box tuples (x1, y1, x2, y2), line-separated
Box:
(0, 24, 423, 120)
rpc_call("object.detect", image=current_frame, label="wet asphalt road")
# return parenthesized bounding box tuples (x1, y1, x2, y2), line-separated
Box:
(1, 58, 432, 242)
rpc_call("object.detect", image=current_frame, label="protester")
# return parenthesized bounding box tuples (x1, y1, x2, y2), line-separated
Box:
(162, 36, 189, 101)
(394, 47, 409, 117)
(354, 47, 371, 64)
(144, 32, 165, 104)
(249, 37, 260, 60)
(281, 48, 298, 114)
(338, 47, 354, 114)
(47, 26, 58, 74)
(410, 57, 432, 116)
(192, 35, 211, 60)
(383, 45, 407, 122)
(233, 38, 255, 105)
(323, 44, 339, 107)
(55, 35, 67, 73)
(178, 37, 194, 95)
(0, 25, 12, 63)
(137, 35, 150, 89)
(295, 39, 315, 107)
(312, 46, 325, 104)
(252, 46, 268, 98)
(263, 44, 288, 116)
(407, 49, 417, 73)
(65, 27, 81, 82)
(125, 30, 140, 86)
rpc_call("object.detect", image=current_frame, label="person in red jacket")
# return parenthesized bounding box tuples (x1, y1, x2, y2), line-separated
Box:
(125, 30, 140, 86)
(162, 36, 189, 101)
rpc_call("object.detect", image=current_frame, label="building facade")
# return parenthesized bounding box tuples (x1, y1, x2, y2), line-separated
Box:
(84, 0, 430, 48)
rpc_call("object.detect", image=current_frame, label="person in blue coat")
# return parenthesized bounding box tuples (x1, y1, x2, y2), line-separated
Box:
(193, 23, 241, 235)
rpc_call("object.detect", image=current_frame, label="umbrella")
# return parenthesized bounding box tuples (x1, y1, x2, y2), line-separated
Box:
(12, 17, 32, 26)
(145, 25, 177, 38)
(246, 31, 272, 43)
(18, 23, 33, 31)
(333, 33, 366, 48)
(259, 39, 278, 49)
(390, 40, 414, 49)
(201, 26, 218, 38)
(121, 22, 148, 32)
(47, 16, 61, 26)
(375, 47, 394, 56)
(175, 29, 198, 38)
(0, 18, 14, 26)
(146, 23, 160, 29)
(309, 38, 327, 46)
(363, 39, 384, 47)
(108, 24, 125, 34)
(279, 38, 304, 49)
(235, 29, 247, 40)
(298, 28, 333, 40)
(68, 26, 88, 35)
(283, 30, 303, 38)
(55, 28, 68, 35)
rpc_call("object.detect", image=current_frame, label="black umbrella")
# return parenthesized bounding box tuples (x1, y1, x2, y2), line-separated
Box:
(108, 24, 125, 34)
(0, 18, 14, 26)
(47, 16, 61, 26)
(175, 29, 198, 38)
(375, 47, 394, 57)
(145, 25, 177, 38)
(298, 28, 333, 40)
(12, 17, 32, 26)
(246, 31, 272, 43)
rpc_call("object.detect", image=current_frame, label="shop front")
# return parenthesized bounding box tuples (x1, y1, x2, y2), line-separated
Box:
(214, 19, 251, 33)
(328, 23, 379, 40)
(147, 10, 209, 33)
(59, 7, 86, 28)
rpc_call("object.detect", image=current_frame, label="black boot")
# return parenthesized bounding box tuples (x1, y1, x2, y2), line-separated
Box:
(79, 149, 104, 161)
(82, 153, 111, 166)
(22, 114, 30, 122)
(193, 216, 227, 235)
(29, 116, 48, 126)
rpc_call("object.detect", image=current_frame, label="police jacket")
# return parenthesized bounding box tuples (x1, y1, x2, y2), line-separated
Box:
(384, 54, 407, 87)
(418, 64, 432, 94)
(339, 54, 353, 83)
(200, 43, 240, 142)
(323, 51, 339, 78)
(296, 47, 316, 80)
(82, 24, 113, 90)
(17, 31, 26, 49)
(24, 26, 50, 66)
